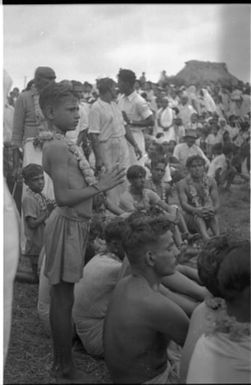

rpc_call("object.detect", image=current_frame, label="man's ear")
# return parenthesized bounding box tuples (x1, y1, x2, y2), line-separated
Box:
(145, 250, 155, 267)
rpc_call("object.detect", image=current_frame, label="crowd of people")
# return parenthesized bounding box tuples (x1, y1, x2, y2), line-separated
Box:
(3, 66, 251, 383)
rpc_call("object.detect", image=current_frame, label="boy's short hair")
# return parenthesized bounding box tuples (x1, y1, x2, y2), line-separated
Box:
(22, 163, 43, 184)
(151, 158, 166, 169)
(197, 236, 250, 298)
(39, 82, 79, 113)
(97, 78, 115, 95)
(104, 217, 127, 244)
(122, 211, 171, 264)
(117, 69, 136, 86)
(186, 155, 206, 169)
(126, 165, 146, 181)
(217, 240, 250, 301)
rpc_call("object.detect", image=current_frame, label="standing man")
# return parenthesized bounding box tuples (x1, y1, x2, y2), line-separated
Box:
(156, 96, 174, 142)
(11, 66, 56, 199)
(117, 69, 154, 166)
(89, 77, 141, 205)
(178, 92, 196, 129)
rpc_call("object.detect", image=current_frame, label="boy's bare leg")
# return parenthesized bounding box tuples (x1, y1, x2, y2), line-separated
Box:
(209, 215, 220, 237)
(194, 216, 211, 242)
(50, 282, 89, 381)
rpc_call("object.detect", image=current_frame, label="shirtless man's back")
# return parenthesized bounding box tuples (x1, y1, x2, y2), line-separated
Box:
(104, 212, 189, 384)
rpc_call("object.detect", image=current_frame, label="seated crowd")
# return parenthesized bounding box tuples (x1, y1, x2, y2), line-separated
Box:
(4, 66, 250, 383)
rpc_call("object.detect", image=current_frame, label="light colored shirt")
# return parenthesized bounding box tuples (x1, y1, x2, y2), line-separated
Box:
(173, 142, 210, 168)
(205, 133, 223, 146)
(187, 333, 251, 384)
(88, 98, 125, 142)
(72, 253, 122, 356)
(118, 90, 153, 132)
(207, 154, 227, 178)
(66, 101, 89, 143)
(178, 104, 196, 128)
(12, 88, 47, 147)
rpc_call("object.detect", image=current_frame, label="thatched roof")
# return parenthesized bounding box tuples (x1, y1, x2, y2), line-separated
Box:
(174, 60, 240, 87)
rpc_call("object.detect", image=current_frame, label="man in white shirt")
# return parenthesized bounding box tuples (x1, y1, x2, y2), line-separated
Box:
(89, 77, 140, 205)
(117, 69, 154, 167)
(66, 81, 90, 144)
(178, 93, 196, 129)
(173, 129, 210, 168)
(156, 97, 174, 142)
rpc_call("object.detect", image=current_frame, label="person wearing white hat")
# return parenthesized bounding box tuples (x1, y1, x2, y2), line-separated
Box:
(173, 129, 210, 168)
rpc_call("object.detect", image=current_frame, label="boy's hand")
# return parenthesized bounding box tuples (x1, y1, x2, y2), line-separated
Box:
(134, 145, 142, 160)
(97, 165, 126, 192)
(122, 111, 130, 124)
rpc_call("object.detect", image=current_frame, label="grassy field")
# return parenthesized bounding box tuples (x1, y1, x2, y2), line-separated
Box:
(4, 182, 250, 384)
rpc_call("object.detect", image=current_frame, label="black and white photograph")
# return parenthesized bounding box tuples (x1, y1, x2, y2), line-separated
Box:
(3, 3, 250, 384)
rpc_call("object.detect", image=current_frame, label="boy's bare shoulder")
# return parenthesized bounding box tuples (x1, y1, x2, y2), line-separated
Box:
(43, 139, 68, 158)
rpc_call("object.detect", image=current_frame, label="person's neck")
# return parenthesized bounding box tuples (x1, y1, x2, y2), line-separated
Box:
(124, 88, 134, 97)
(191, 174, 203, 183)
(131, 266, 161, 291)
(130, 185, 144, 195)
(53, 126, 66, 136)
(152, 177, 161, 186)
(226, 298, 251, 323)
(100, 94, 112, 104)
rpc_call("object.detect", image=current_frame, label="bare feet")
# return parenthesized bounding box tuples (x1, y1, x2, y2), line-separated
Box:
(51, 366, 97, 383)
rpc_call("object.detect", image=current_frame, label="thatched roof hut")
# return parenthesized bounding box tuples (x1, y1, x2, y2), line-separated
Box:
(174, 60, 240, 87)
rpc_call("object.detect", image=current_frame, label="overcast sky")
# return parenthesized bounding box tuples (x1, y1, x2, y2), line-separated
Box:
(3, 4, 250, 90)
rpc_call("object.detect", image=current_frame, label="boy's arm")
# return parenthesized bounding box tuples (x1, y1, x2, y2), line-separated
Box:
(209, 177, 220, 213)
(104, 196, 126, 215)
(26, 212, 48, 229)
(179, 302, 207, 382)
(124, 124, 142, 159)
(176, 180, 203, 217)
(148, 295, 189, 346)
(23, 196, 48, 229)
(44, 142, 125, 207)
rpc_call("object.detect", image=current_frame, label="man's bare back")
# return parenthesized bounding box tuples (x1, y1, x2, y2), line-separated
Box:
(104, 274, 188, 384)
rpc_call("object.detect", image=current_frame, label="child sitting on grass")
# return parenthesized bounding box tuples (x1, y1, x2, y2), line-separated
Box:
(22, 163, 55, 282)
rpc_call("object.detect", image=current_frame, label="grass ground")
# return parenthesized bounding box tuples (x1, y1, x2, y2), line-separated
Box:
(4, 181, 250, 384)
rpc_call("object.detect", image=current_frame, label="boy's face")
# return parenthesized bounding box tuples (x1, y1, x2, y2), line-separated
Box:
(150, 230, 179, 277)
(27, 173, 45, 193)
(189, 160, 205, 179)
(52, 95, 80, 132)
(151, 163, 166, 183)
(130, 174, 145, 190)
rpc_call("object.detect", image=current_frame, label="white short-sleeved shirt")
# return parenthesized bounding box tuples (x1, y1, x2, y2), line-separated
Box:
(207, 154, 227, 178)
(173, 142, 210, 168)
(88, 98, 125, 142)
(118, 90, 153, 133)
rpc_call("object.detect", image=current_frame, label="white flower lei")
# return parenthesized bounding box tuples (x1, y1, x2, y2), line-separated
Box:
(205, 297, 251, 342)
(53, 133, 97, 186)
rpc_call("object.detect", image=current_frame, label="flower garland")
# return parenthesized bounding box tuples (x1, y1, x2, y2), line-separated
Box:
(31, 85, 53, 149)
(205, 297, 251, 342)
(53, 133, 97, 186)
(187, 174, 213, 208)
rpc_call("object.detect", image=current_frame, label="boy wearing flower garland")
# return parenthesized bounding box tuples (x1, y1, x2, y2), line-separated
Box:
(180, 236, 250, 383)
(40, 82, 125, 382)
(177, 155, 220, 242)
(22, 163, 55, 282)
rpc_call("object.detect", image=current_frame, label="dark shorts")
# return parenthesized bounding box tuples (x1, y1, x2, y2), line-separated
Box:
(44, 207, 90, 285)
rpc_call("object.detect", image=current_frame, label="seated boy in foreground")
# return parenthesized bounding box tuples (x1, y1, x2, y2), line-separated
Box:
(104, 212, 189, 384)
(40, 82, 125, 382)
